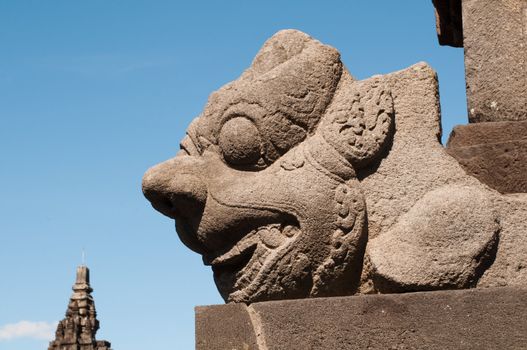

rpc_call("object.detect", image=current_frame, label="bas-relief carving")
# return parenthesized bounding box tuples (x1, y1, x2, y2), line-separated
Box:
(142, 30, 527, 303)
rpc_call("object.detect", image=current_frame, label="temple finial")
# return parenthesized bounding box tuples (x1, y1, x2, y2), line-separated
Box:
(75, 265, 91, 288)
(82, 248, 86, 266)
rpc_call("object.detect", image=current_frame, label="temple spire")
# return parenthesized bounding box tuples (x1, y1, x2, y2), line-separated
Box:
(48, 265, 112, 350)
(73, 265, 92, 293)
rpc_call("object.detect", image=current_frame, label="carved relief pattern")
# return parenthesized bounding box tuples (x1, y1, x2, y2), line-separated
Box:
(142, 29, 527, 304)
(323, 80, 394, 169)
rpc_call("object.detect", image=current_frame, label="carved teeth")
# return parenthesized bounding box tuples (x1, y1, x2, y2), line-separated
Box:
(212, 245, 241, 265)
(209, 234, 258, 267)
(209, 223, 300, 267)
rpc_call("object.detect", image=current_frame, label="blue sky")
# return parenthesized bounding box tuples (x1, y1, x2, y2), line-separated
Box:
(0, 1, 466, 349)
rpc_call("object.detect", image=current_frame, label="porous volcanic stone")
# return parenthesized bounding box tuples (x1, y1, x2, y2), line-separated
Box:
(367, 186, 499, 292)
(447, 121, 527, 194)
(195, 303, 258, 350)
(143, 30, 527, 303)
(462, 0, 527, 122)
(195, 287, 527, 350)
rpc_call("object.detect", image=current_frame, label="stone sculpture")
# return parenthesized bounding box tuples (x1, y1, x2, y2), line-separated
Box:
(142, 30, 527, 304)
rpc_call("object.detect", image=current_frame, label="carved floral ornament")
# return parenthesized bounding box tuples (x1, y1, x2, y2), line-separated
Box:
(143, 30, 527, 303)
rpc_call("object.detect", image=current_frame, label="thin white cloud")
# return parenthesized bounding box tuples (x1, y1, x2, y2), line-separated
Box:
(0, 321, 57, 341)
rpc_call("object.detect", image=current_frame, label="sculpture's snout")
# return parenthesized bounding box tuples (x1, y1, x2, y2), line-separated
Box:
(143, 157, 208, 218)
(142, 157, 208, 252)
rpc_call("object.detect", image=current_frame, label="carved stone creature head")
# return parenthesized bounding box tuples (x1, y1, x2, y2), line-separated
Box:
(143, 30, 394, 303)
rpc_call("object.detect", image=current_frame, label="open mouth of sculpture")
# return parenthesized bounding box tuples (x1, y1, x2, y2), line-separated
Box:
(203, 222, 302, 301)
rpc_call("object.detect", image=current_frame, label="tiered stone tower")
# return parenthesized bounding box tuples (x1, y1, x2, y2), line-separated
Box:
(48, 266, 112, 350)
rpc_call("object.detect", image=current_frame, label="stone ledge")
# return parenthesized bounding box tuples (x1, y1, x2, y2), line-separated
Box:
(446, 121, 527, 194)
(196, 287, 527, 350)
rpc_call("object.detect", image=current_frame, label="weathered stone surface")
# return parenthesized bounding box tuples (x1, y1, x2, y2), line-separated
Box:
(446, 121, 527, 193)
(447, 120, 527, 148)
(462, 0, 527, 122)
(143, 30, 370, 303)
(49, 266, 112, 350)
(432, 0, 463, 47)
(196, 287, 527, 350)
(367, 186, 499, 292)
(195, 303, 258, 350)
(358, 65, 527, 293)
(432, 0, 526, 122)
(143, 30, 527, 303)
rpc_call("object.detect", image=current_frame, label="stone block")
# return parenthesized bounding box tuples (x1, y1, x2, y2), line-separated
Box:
(195, 287, 527, 350)
(432, 0, 463, 47)
(447, 121, 527, 193)
(195, 303, 258, 350)
(462, 0, 527, 122)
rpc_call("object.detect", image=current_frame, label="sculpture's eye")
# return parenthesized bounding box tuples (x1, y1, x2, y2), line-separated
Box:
(218, 116, 263, 167)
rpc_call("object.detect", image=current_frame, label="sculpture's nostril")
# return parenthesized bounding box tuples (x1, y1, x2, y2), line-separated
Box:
(142, 162, 208, 220)
(142, 165, 173, 217)
(142, 162, 208, 254)
(142, 186, 177, 218)
(167, 175, 207, 219)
